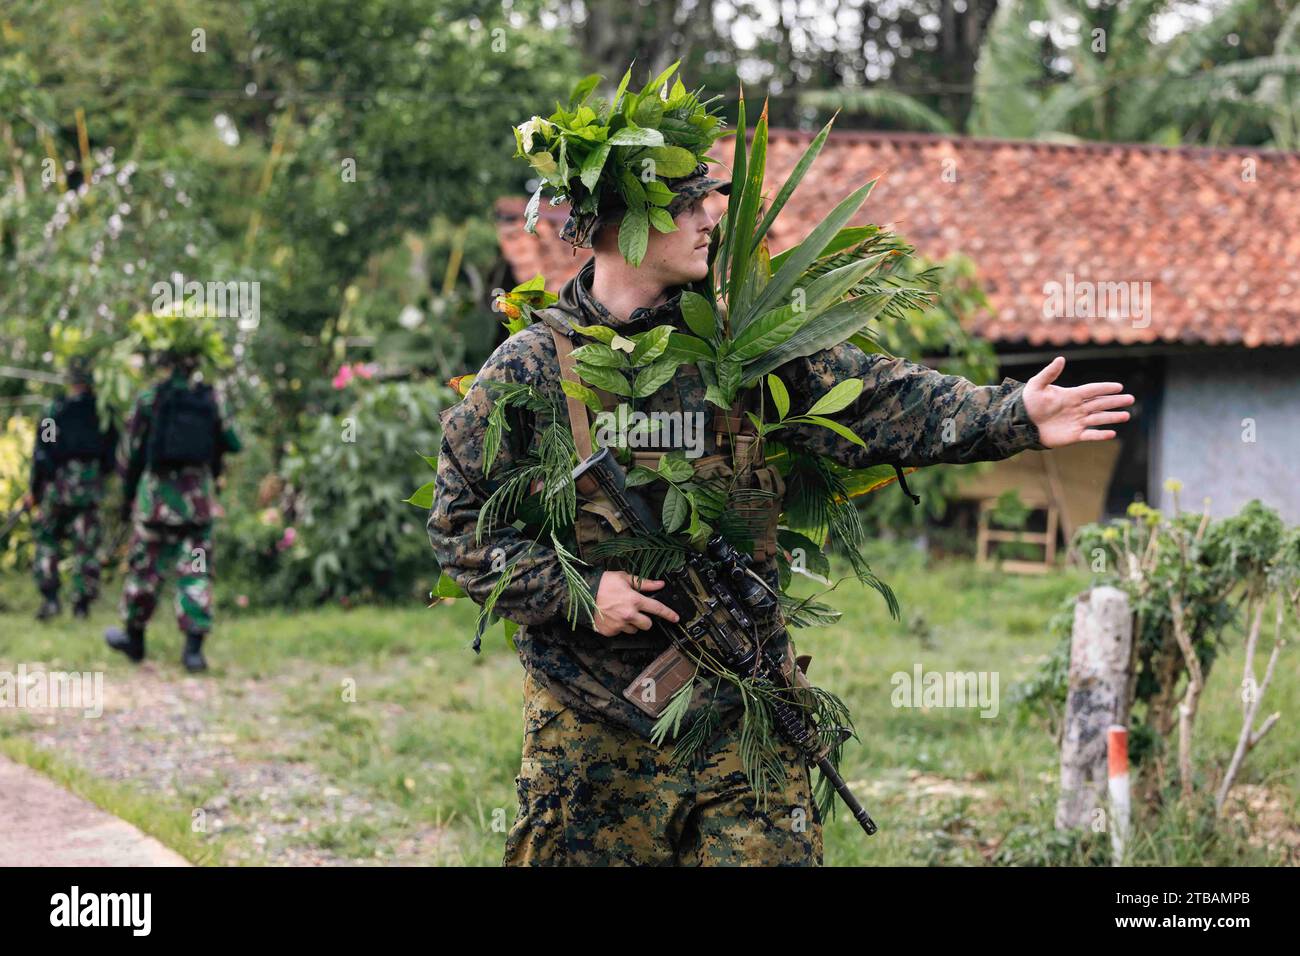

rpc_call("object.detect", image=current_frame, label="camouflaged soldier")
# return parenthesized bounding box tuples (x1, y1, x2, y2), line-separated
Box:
(104, 352, 241, 671)
(26, 357, 119, 621)
(429, 170, 1134, 866)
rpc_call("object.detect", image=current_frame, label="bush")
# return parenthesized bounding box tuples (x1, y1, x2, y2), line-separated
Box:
(280, 380, 451, 604)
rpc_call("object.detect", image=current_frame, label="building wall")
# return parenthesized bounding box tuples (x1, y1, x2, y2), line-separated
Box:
(1155, 350, 1300, 523)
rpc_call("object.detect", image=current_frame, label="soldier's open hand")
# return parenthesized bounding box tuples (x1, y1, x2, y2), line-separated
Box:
(1022, 356, 1135, 448)
(593, 571, 681, 637)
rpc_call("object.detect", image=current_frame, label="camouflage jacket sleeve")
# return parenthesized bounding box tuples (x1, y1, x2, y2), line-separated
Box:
(29, 400, 58, 500)
(778, 344, 1043, 468)
(427, 328, 603, 627)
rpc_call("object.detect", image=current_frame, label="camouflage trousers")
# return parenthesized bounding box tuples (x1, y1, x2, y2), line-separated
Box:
(33, 506, 102, 602)
(121, 522, 215, 635)
(504, 672, 824, 866)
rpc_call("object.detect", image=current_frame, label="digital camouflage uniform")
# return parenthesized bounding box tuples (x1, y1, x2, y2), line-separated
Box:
(30, 394, 118, 606)
(428, 257, 1044, 866)
(118, 371, 241, 636)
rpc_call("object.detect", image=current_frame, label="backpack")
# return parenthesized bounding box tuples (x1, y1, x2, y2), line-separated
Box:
(147, 382, 218, 469)
(51, 393, 107, 463)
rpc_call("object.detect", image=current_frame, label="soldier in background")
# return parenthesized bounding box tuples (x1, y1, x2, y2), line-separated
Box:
(26, 356, 118, 621)
(104, 346, 241, 671)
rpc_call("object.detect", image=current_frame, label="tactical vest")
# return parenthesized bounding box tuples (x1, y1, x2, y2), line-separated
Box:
(539, 309, 785, 565)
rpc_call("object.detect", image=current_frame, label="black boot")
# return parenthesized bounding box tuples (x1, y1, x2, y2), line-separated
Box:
(72, 598, 92, 619)
(35, 592, 61, 621)
(182, 632, 208, 673)
(104, 624, 145, 662)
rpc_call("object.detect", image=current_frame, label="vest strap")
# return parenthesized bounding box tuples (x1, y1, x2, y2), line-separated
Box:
(550, 325, 594, 462)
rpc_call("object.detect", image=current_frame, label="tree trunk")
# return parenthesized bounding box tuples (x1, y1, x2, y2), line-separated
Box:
(1056, 586, 1134, 831)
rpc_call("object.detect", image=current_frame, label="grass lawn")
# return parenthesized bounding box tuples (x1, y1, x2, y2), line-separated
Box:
(1, 545, 1295, 866)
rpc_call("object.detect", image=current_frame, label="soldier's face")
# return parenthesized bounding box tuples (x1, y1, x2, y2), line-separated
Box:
(639, 194, 721, 285)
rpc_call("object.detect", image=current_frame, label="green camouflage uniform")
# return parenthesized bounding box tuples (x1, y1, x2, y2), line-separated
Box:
(118, 372, 241, 636)
(428, 257, 1043, 866)
(30, 394, 117, 604)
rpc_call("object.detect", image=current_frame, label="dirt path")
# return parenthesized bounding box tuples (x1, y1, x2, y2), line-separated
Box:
(0, 755, 189, 866)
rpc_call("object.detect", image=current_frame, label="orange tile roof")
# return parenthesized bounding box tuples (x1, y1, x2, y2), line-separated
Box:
(495, 130, 1300, 348)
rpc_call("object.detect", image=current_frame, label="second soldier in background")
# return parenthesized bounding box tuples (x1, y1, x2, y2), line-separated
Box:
(105, 342, 241, 671)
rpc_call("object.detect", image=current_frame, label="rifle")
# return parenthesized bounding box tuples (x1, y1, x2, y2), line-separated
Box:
(0, 500, 30, 546)
(572, 447, 879, 836)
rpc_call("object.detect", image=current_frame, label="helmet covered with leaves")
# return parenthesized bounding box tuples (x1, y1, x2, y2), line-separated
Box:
(512, 61, 730, 266)
(128, 306, 231, 369)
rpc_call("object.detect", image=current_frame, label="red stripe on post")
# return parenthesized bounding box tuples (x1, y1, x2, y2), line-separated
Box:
(1107, 725, 1128, 779)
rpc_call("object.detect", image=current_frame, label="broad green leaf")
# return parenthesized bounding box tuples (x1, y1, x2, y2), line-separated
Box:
(777, 529, 831, 578)
(803, 414, 866, 448)
(630, 325, 674, 364)
(662, 484, 690, 532)
(575, 362, 632, 396)
(679, 291, 716, 340)
(572, 323, 616, 344)
(625, 466, 657, 487)
(404, 480, 437, 509)
(571, 342, 627, 367)
(618, 207, 650, 266)
(767, 374, 790, 421)
(580, 142, 612, 190)
(806, 378, 864, 417)
(643, 180, 676, 206)
(664, 332, 713, 362)
(561, 379, 602, 414)
(609, 126, 665, 147)
(648, 206, 677, 233)
(634, 95, 664, 128)
(523, 184, 543, 233)
(620, 169, 647, 205)
(633, 358, 680, 398)
(717, 357, 741, 398)
(729, 306, 809, 362)
(432, 572, 468, 599)
(704, 384, 730, 408)
(644, 145, 698, 177)
(658, 452, 695, 482)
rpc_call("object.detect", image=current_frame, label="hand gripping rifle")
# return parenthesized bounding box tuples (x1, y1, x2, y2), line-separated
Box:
(572, 447, 878, 836)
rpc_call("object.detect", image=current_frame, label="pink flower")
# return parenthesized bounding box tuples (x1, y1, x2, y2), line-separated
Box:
(277, 527, 297, 551)
(331, 362, 376, 389)
(236, 594, 250, 608)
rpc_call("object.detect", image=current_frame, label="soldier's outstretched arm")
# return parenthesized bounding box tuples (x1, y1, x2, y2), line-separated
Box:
(428, 336, 603, 628)
(778, 346, 1129, 468)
